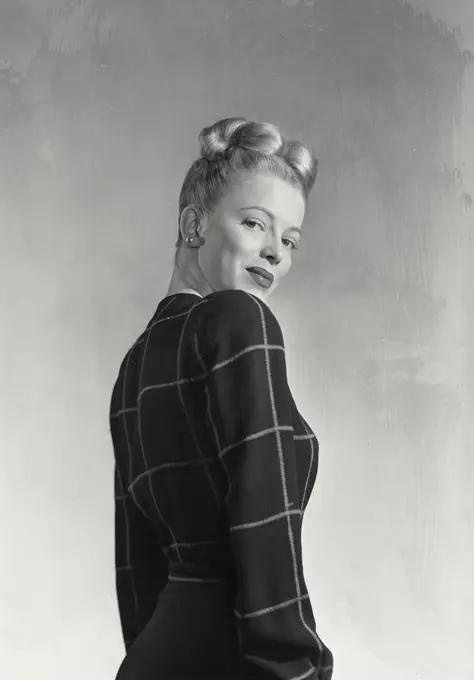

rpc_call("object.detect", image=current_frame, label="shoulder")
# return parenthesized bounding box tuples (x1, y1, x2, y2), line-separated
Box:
(196, 289, 284, 347)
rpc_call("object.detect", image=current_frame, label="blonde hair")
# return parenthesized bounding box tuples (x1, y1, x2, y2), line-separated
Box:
(176, 117, 318, 247)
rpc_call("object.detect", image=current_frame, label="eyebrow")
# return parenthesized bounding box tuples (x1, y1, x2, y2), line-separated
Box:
(237, 206, 302, 234)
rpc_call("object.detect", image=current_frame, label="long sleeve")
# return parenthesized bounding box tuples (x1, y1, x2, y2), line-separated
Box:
(114, 463, 169, 651)
(195, 290, 333, 680)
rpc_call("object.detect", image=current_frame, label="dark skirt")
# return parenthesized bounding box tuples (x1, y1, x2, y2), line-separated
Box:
(115, 574, 265, 680)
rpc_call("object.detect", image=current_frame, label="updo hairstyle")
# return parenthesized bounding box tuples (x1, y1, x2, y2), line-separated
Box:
(176, 117, 318, 247)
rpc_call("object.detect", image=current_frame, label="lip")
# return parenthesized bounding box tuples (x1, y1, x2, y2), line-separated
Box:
(246, 267, 274, 289)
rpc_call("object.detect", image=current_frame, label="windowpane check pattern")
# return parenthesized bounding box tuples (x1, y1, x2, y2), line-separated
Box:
(110, 290, 333, 679)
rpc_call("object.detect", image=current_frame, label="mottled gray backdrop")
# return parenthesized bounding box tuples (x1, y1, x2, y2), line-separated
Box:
(1, 1, 473, 678)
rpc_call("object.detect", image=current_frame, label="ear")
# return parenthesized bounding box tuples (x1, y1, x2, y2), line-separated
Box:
(178, 205, 201, 243)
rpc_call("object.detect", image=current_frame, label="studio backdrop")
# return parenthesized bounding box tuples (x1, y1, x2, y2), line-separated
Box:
(1, 1, 473, 678)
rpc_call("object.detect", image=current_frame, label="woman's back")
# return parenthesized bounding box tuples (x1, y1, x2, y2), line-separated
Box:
(110, 289, 333, 679)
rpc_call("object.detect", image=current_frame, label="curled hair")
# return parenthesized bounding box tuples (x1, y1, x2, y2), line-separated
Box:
(176, 117, 318, 246)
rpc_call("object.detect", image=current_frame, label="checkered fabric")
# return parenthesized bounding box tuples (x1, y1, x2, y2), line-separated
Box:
(110, 289, 333, 679)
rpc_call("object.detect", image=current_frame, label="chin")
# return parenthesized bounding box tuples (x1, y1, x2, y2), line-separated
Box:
(235, 282, 273, 301)
(219, 275, 275, 301)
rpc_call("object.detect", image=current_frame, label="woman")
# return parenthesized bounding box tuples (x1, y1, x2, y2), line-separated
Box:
(110, 117, 334, 679)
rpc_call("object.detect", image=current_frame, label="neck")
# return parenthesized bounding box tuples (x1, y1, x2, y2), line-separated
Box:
(166, 249, 211, 298)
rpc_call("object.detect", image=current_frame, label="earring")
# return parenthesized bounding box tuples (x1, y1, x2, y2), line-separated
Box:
(185, 234, 205, 248)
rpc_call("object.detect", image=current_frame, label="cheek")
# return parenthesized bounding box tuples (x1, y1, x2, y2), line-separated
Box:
(200, 228, 246, 276)
(281, 259, 291, 278)
(232, 227, 265, 257)
(218, 223, 257, 258)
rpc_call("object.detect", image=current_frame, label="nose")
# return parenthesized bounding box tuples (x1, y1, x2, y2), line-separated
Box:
(260, 242, 283, 266)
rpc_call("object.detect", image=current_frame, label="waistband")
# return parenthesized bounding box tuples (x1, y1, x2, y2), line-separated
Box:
(168, 559, 236, 585)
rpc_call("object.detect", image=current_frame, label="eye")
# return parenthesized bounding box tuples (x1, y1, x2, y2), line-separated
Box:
(282, 237, 299, 250)
(242, 218, 265, 231)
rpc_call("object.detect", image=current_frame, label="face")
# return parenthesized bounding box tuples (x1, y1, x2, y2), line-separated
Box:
(190, 171, 306, 301)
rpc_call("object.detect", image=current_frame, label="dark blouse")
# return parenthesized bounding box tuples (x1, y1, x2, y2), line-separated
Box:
(110, 289, 333, 679)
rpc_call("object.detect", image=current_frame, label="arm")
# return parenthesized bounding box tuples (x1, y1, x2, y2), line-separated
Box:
(114, 464, 169, 651)
(110, 345, 170, 652)
(196, 290, 333, 680)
